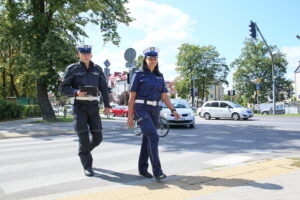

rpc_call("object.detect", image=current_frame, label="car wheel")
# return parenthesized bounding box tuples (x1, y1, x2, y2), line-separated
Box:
(204, 113, 211, 120)
(199, 112, 201, 117)
(262, 111, 268, 115)
(232, 113, 240, 120)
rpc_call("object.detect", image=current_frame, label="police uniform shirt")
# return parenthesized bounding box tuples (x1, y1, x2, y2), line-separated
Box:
(61, 61, 110, 108)
(130, 69, 168, 101)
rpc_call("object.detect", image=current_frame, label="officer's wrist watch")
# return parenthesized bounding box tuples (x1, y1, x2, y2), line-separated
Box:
(171, 108, 176, 113)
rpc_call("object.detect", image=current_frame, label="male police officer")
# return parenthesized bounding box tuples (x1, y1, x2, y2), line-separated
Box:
(61, 45, 111, 177)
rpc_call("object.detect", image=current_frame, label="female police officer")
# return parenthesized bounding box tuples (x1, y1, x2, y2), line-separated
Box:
(127, 47, 180, 180)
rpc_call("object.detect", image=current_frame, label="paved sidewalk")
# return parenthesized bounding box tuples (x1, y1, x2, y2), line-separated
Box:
(0, 116, 127, 139)
(52, 158, 300, 200)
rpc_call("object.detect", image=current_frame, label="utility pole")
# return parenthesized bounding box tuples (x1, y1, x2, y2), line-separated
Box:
(249, 20, 276, 115)
(192, 76, 196, 108)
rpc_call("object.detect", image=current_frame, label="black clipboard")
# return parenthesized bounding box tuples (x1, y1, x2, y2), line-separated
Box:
(79, 86, 98, 96)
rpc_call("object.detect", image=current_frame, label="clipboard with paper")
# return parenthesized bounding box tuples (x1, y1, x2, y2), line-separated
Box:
(79, 86, 99, 97)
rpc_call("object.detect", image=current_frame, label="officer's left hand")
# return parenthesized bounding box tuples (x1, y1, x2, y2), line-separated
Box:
(173, 111, 180, 120)
(103, 107, 110, 116)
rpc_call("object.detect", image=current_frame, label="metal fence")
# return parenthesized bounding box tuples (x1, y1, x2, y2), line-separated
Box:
(285, 102, 300, 114)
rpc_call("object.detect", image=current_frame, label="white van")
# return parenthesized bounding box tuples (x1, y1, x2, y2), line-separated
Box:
(198, 101, 253, 120)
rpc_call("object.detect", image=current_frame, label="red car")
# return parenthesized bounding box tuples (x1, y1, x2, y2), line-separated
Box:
(112, 105, 128, 117)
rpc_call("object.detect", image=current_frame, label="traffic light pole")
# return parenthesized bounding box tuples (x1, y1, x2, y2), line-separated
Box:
(254, 23, 276, 115)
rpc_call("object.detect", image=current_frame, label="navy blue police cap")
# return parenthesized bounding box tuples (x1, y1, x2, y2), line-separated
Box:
(143, 47, 160, 58)
(77, 44, 92, 54)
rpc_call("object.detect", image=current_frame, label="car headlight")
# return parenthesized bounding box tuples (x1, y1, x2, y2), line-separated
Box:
(162, 112, 169, 118)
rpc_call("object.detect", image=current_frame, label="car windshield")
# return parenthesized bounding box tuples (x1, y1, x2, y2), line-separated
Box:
(231, 103, 242, 108)
(161, 100, 190, 109)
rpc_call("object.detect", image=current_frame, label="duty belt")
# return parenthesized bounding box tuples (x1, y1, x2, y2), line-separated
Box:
(135, 99, 159, 106)
(70, 96, 100, 104)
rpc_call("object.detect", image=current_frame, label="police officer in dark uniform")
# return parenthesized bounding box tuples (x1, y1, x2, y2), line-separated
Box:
(127, 47, 180, 180)
(61, 45, 111, 177)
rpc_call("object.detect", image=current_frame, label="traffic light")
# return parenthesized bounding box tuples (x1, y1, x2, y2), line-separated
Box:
(227, 90, 230, 96)
(232, 90, 236, 96)
(249, 20, 257, 39)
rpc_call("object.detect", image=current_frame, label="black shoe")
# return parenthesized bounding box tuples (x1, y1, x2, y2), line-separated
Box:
(139, 171, 153, 178)
(155, 173, 167, 180)
(84, 168, 94, 177)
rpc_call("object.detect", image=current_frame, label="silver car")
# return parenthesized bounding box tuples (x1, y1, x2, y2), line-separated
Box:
(161, 99, 195, 128)
(198, 101, 253, 120)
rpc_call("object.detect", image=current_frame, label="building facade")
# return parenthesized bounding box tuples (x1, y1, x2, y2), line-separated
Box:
(108, 72, 129, 103)
(165, 81, 177, 98)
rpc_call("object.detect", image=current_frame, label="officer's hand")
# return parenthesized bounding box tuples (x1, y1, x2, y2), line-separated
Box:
(127, 116, 134, 128)
(173, 111, 180, 120)
(103, 107, 110, 116)
(76, 91, 87, 97)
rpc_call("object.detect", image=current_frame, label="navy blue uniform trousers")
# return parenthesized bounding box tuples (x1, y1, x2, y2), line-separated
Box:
(73, 102, 103, 169)
(135, 105, 163, 177)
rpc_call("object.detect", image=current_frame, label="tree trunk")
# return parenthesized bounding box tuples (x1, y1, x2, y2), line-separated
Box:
(37, 78, 56, 121)
(9, 73, 20, 97)
(2, 69, 7, 98)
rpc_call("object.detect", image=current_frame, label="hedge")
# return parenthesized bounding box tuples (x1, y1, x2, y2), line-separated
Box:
(0, 100, 42, 120)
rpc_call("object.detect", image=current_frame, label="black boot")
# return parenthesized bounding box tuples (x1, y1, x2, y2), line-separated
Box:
(154, 173, 167, 180)
(79, 152, 94, 176)
(139, 171, 153, 178)
(84, 167, 95, 177)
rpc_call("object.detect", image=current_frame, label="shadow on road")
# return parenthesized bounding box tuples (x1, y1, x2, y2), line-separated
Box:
(91, 168, 283, 192)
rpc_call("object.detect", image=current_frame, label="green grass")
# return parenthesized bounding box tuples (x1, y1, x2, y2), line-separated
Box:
(290, 158, 300, 168)
(31, 118, 73, 123)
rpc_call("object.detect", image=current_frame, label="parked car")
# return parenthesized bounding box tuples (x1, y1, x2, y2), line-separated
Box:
(259, 103, 285, 115)
(112, 105, 128, 117)
(198, 101, 253, 120)
(161, 99, 195, 128)
(53, 107, 59, 113)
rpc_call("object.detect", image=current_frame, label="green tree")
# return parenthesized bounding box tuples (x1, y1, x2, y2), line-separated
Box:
(135, 55, 144, 70)
(0, 0, 132, 120)
(176, 43, 229, 101)
(174, 77, 190, 99)
(231, 38, 289, 104)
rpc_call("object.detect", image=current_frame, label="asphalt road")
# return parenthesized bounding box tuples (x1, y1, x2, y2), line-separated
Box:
(0, 116, 299, 200)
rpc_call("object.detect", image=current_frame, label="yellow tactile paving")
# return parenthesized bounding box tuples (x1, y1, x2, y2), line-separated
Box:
(56, 158, 300, 200)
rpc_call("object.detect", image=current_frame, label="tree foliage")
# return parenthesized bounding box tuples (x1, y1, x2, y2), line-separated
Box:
(231, 38, 290, 103)
(0, 0, 133, 120)
(176, 43, 229, 100)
